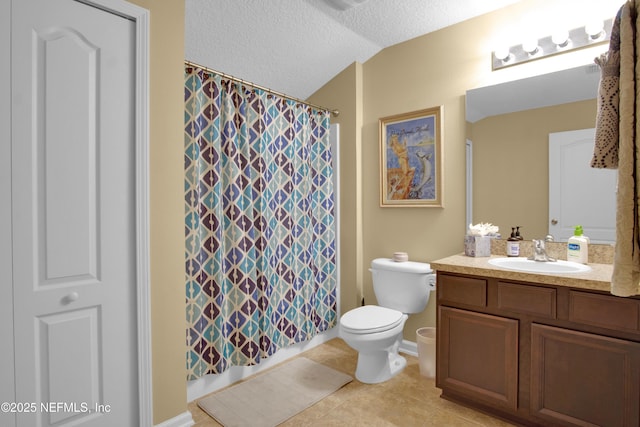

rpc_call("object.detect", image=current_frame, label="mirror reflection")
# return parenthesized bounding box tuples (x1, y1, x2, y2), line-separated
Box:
(466, 64, 616, 244)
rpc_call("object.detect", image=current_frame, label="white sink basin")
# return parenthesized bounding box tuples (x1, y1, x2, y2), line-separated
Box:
(488, 257, 591, 274)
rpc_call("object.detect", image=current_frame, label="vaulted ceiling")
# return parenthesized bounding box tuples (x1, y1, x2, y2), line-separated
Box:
(185, 0, 521, 100)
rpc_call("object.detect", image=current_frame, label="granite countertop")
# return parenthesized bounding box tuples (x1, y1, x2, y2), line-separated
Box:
(431, 253, 613, 293)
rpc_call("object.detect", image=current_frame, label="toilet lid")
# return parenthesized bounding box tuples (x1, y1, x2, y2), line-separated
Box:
(340, 305, 404, 334)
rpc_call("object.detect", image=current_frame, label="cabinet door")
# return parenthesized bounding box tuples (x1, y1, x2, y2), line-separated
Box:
(438, 306, 519, 410)
(531, 324, 640, 427)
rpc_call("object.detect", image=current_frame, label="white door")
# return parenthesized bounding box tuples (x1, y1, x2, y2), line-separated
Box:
(10, 0, 138, 425)
(0, 0, 15, 422)
(549, 128, 616, 243)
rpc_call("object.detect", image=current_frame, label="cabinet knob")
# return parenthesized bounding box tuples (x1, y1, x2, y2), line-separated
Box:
(551, 219, 558, 225)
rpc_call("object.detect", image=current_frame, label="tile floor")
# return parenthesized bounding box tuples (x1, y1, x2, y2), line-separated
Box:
(189, 338, 516, 426)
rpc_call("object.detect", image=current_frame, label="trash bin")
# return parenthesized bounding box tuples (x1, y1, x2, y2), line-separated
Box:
(416, 327, 436, 378)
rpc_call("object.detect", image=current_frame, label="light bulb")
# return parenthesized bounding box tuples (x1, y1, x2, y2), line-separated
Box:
(585, 21, 604, 40)
(522, 39, 539, 55)
(552, 30, 570, 48)
(494, 47, 511, 61)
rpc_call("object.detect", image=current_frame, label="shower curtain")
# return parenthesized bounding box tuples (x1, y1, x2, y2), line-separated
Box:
(184, 66, 337, 379)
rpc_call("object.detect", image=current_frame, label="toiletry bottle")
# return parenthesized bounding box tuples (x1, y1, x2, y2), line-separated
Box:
(506, 227, 520, 257)
(515, 226, 523, 240)
(567, 225, 589, 264)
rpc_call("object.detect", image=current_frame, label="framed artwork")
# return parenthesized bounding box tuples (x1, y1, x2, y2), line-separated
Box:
(379, 106, 443, 207)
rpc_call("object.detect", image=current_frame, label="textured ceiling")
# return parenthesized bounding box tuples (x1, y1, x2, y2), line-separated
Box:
(185, 0, 521, 100)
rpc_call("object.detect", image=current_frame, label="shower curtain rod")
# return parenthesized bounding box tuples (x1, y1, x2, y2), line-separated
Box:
(184, 60, 340, 117)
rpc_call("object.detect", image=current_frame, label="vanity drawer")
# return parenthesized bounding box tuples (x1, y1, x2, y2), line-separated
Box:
(569, 291, 640, 332)
(497, 281, 556, 319)
(438, 274, 487, 307)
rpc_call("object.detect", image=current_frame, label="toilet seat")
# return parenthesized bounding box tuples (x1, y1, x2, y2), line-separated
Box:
(340, 305, 404, 334)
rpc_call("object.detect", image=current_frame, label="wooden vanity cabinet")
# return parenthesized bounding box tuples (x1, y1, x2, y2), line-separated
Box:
(436, 271, 640, 427)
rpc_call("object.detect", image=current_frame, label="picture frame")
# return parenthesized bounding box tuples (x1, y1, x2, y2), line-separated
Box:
(379, 106, 443, 207)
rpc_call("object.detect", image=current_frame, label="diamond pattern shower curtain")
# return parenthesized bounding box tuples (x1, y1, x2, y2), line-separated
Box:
(184, 67, 337, 379)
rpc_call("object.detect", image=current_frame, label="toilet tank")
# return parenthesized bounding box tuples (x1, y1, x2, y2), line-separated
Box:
(370, 258, 436, 313)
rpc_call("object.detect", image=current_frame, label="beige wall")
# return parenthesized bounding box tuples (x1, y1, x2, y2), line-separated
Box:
(310, 0, 611, 340)
(308, 63, 365, 315)
(126, 0, 187, 424)
(471, 100, 597, 240)
(362, 27, 470, 337)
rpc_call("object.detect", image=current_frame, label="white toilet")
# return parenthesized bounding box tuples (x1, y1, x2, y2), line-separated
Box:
(339, 258, 436, 384)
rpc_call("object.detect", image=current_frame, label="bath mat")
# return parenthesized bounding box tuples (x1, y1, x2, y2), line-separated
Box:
(197, 357, 353, 427)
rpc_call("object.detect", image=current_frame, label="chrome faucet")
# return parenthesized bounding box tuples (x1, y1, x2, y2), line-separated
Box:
(528, 239, 557, 262)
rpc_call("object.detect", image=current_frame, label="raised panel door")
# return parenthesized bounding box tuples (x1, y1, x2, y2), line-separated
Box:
(531, 323, 640, 427)
(10, 1, 138, 425)
(438, 306, 519, 410)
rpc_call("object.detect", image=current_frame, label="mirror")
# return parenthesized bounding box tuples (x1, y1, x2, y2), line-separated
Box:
(465, 64, 615, 243)
(466, 65, 600, 123)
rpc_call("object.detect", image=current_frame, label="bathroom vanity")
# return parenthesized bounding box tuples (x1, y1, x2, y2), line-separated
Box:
(431, 254, 640, 427)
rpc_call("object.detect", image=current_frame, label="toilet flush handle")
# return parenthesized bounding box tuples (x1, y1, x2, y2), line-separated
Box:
(426, 274, 437, 290)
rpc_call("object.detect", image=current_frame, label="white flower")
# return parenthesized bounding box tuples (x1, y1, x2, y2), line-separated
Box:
(468, 222, 499, 236)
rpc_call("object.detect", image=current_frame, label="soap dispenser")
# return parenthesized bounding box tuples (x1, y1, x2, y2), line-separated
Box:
(506, 227, 520, 257)
(567, 225, 589, 264)
(515, 226, 523, 240)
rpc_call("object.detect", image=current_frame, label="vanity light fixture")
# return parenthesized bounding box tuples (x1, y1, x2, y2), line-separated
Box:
(492, 18, 613, 70)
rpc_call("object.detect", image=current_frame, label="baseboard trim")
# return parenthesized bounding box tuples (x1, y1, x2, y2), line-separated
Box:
(400, 339, 418, 357)
(154, 411, 194, 427)
(187, 328, 339, 402)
